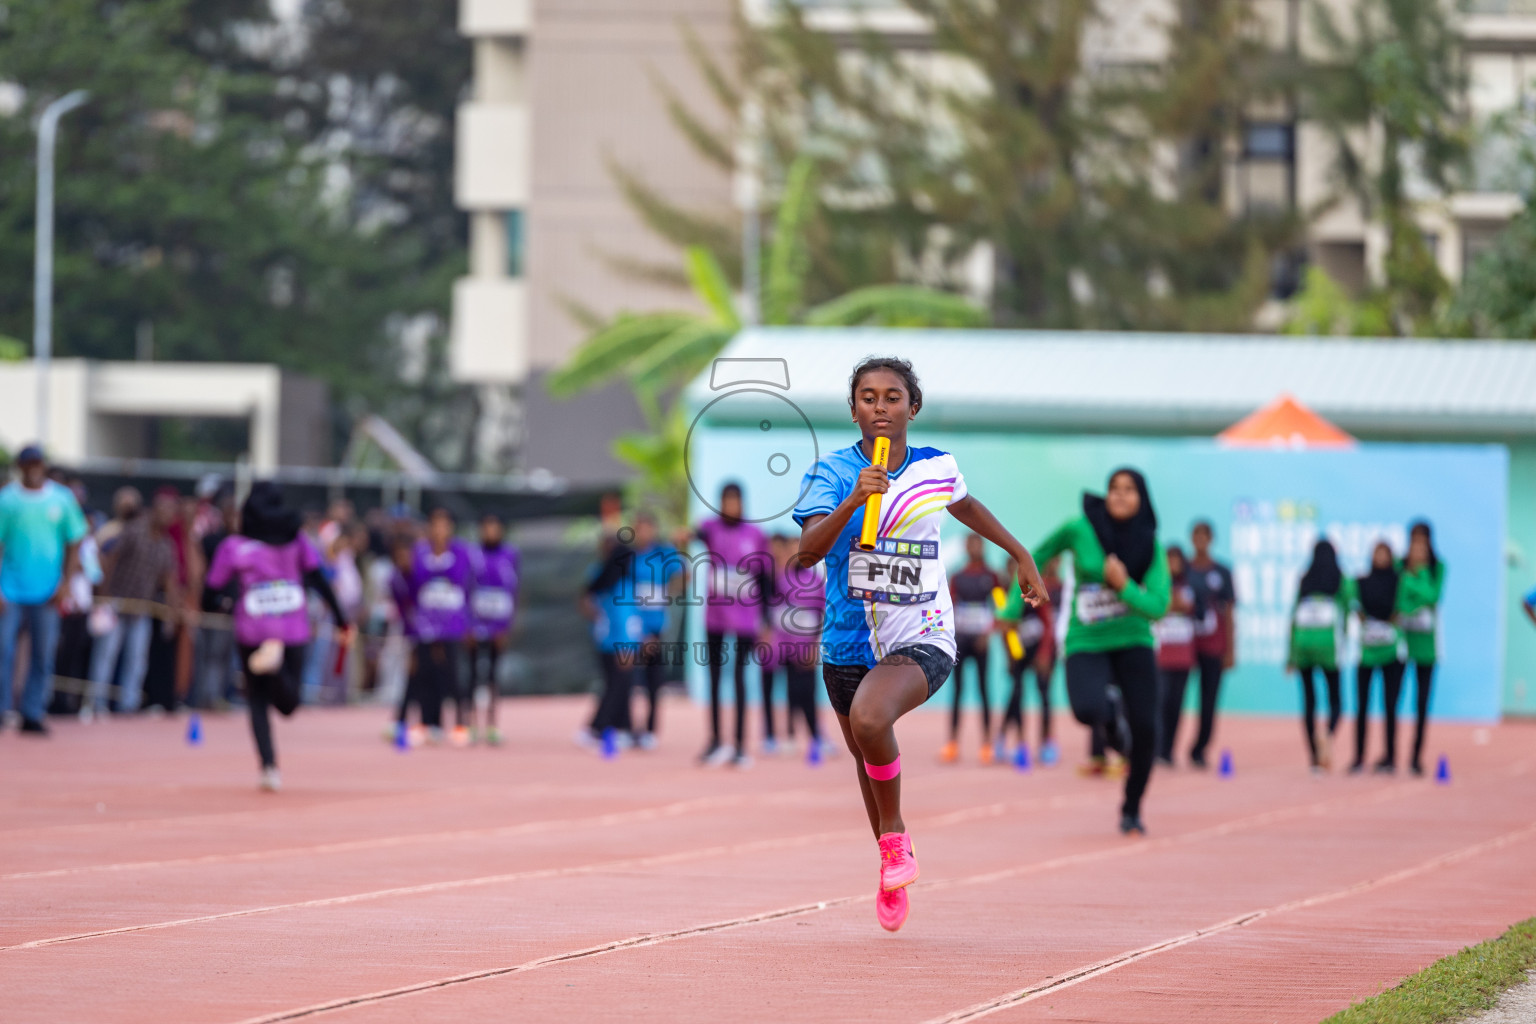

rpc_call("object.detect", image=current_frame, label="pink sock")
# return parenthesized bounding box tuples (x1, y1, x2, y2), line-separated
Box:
(864, 755, 901, 781)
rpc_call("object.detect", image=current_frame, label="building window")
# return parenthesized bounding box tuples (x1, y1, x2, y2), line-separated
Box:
(505, 209, 525, 278)
(1243, 122, 1294, 161)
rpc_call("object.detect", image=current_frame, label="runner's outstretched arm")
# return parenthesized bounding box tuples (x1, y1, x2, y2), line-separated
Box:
(946, 495, 1047, 608)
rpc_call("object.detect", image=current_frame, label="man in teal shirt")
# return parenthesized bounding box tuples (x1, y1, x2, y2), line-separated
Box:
(0, 446, 87, 734)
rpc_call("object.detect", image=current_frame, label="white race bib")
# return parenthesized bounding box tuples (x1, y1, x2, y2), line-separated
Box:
(472, 588, 514, 620)
(1075, 583, 1129, 625)
(1361, 618, 1397, 647)
(954, 601, 994, 634)
(847, 537, 938, 605)
(244, 581, 304, 618)
(419, 579, 466, 612)
(1017, 616, 1046, 647)
(1155, 614, 1195, 646)
(1294, 596, 1338, 630)
(1402, 607, 1436, 634)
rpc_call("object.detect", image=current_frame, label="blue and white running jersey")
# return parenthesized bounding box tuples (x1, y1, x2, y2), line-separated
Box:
(793, 442, 968, 666)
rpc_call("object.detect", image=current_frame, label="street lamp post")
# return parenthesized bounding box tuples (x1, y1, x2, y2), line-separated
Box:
(33, 89, 89, 448)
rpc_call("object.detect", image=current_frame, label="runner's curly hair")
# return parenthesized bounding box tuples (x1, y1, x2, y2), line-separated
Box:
(848, 356, 922, 415)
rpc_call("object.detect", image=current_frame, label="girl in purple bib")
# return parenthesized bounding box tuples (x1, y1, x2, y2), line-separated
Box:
(206, 483, 348, 791)
(468, 514, 520, 745)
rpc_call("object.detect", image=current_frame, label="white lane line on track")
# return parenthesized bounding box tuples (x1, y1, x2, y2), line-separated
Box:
(205, 775, 1473, 1023)
(1, 791, 1099, 952)
(920, 818, 1536, 1024)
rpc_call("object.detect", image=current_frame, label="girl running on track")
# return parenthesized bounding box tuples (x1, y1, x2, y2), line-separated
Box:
(997, 555, 1059, 765)
(1351, 541, 1403, 774)
(1397, 521, 1444, 777)
(205, 482, 349, 791)
(1154, 544, 1201, 767)
(1010, 468, 1170, 834)
(794, 356, 1047, 933)
(943, 533, 1001, 765)
(1288, 540, 1351, 773)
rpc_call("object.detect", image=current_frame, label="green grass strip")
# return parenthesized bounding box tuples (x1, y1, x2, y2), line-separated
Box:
(1322, 917, 1536, 1024)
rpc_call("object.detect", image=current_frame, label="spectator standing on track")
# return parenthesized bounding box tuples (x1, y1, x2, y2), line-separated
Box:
(206, 482, 349, 791)
(997, 555, 1059, 766)
(193, 493, 240, 709)
(467, 513, 520, 746)
(1351, 541, 1404, 774)
(629, 511, 680, 750)
(88, 487, 181, 717)
(942, 533, 1002, 765)
(1397, 521, 1445, 777)
(1288, 540, 1351, 773)
(762, 532, 826, 758)
(691, 483, 771, 768)
(1154, 544, 1202, 767)
(579, 530, 641, 750)
(1186, 520, 1236, 770)
(406, 509, 474, 744)
(0, 446, 88, 735)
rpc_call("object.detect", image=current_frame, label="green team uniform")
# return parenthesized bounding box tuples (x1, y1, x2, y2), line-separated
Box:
(1288, 578, 1355, 672)
(1001, 515, 1170, 655)
(1396, 562, 1445, 665)
(1355, 595, 1402, 668)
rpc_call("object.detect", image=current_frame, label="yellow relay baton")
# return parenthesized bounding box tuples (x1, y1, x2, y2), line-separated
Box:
(992, 586, 1024, 660)
(858, 436, 891, 551)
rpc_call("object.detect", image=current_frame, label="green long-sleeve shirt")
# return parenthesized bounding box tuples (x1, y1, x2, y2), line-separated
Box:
(1002, 515, 1170, 655)
(1396, 561, 1446, 664)
(1288, 579, 1355, 672)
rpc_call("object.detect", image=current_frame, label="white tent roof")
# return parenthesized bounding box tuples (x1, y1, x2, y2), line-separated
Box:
(685, 328, 1536, 436)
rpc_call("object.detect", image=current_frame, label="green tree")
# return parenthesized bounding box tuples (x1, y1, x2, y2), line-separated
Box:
(1299, 0, 1471, 333)
(0, 0, 472, 463)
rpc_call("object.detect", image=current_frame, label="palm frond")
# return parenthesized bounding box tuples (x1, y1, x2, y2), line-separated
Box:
(627, 321, 736, 394)
(805, 284, 990, 328)
(762, 155, 818, 326)
(684, 246, 742, 328)
(545, 312, 699, 398)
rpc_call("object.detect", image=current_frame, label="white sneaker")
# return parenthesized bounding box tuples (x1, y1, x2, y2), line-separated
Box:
(732, 752, 754, 770)
(78, 706, 95, 724)
(249, 639, 285, 675)
(573, 728, 599, 750)
(636, 732, 658, 751)
(259, 768, 282, 792)
(614, 731, 635, 751)
(761, 737, 780, 757)
(704, 743, 736, 767)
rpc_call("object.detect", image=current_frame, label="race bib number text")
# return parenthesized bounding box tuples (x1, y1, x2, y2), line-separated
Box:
(847, 537, 938, 604)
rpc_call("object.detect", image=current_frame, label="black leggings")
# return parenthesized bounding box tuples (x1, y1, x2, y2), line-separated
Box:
(591, 650, 634, 736)
(765, 661, 820, 742)
(1189, 652, 1224, 761)
(949, 637, 991, 740)
(1066, 647, 1158, 818)
(398, 642, 453, 729)
(1354, 660, 1406, 767)
(1298, 665, 1342, 765)
(467, 638, 502, 726)
(1157, 667, 1190, 762)
(1409, 661, 1435, 769)
(706, 632, 750, 750)
(638, 639, 665, 735)
(238, 643, 307, 770)
(1001, 646, 1053, 746)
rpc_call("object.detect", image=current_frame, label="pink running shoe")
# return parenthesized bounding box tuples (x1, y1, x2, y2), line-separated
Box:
(878, 831, 919, 891)
(876, 883, 909, 932)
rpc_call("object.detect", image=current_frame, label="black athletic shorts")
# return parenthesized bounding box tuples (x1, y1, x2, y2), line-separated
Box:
(822, 643, 955, 717)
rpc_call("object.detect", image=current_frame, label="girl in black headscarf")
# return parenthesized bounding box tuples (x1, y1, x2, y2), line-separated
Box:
(1351, 541, 1404, 774)
(1027, 468, 1171, 834)
(1288, 540, 1351, 771)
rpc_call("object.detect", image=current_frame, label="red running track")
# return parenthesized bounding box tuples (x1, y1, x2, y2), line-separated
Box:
(1, 696, 1533, 1023)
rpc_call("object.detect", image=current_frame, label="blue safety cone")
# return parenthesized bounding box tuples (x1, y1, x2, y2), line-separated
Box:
(807, 740, 823, 767)
(394, 721, 410, 752)
(186, 713, 202, 746)
(1013, 743, 1031, 773)
(601, 727, 618, 759)
(1436, 755, 1451, 785)
(1218, 749, 1234, 778)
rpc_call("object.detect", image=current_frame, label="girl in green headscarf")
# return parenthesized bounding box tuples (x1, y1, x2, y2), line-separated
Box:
(1351, 541, 1404, 774)
(1288, 539, 1353, 772)
(1397, 521, 1445, 777)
